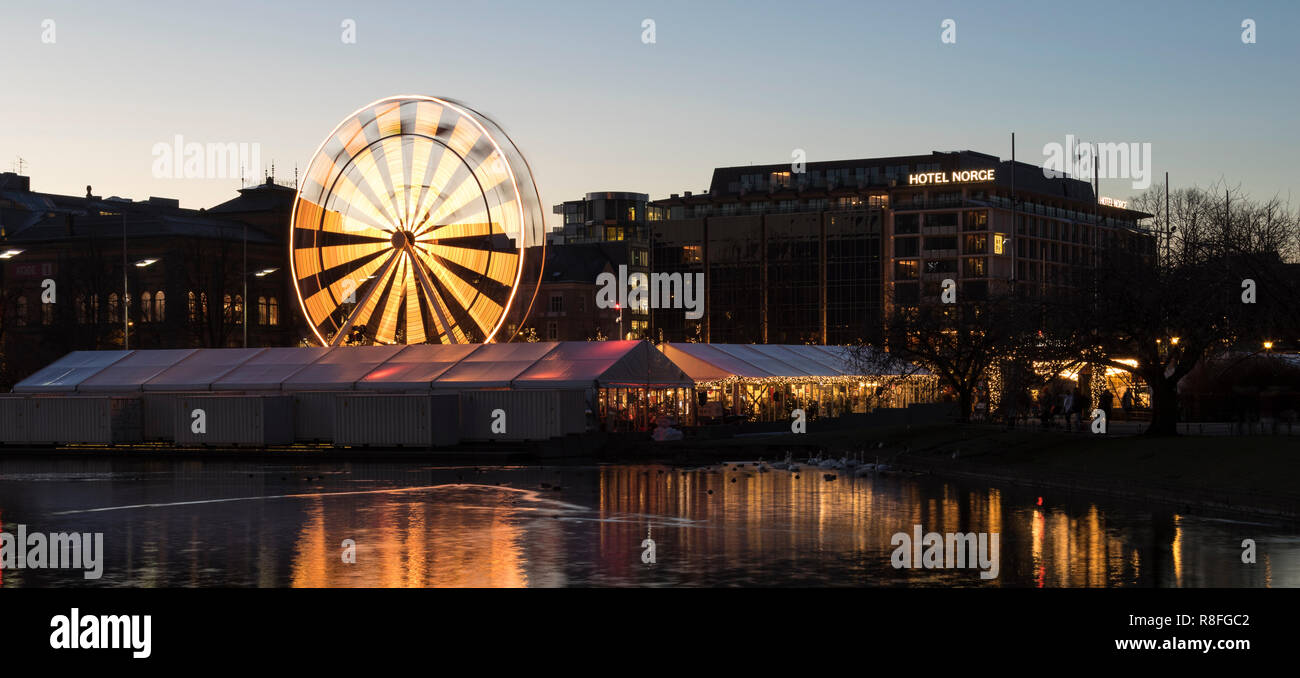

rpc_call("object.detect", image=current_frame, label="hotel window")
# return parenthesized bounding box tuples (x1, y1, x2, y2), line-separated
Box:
(964, 234, 987, 254)
(808, 198, 828, 211)
(269, 297, 279, 325)
(577, 295, 586, 313)
(107, 293, 119, 320)
(258, 297, 268, 325)
(720, 203, 738, 216)
(894, 237, 919, 257)
(188, 291, 197, 321)
(963, 210, 988, 231)
(927, 212, 958, 228)
(90, 295, 99, 323)
(964, 257, 987, 277)
(683, 244, 702, 263)
(924, 259, 957, 274)
(546, 321, 558, 341)
(894, 260, 919, 280)
(895, 214, 919, 234)
(155, 291, 165, 322)
(75, 295, 86, 324)
(605, 226, 624, 241)
(922, 236, 956, 251)
(41, 299, 53, 325)
(141, 292, 153, 322)
(550, 294, 564, 313)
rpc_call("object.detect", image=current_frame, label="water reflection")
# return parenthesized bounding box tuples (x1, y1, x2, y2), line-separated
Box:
(0, 458, 1295, 587)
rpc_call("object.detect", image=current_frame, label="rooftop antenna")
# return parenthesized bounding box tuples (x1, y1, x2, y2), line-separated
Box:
(13, 157, 26, 174)
(294, 163, 299, 189)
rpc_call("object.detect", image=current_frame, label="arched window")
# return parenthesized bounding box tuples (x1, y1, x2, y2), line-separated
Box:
(89, 295, 99, 323)
(222, 294, 233, 322)
(141, 292, 152, 322)
(15, 296, 28, 326)
(41, 300, 53, 325)
(233, 295, 243, 325)
(107, 293, 119, 320)
(188, 291, 197, 322)
(269, 297, 279, 325)
(257, 296, 267, 325)
(75, 295, 86, 324)
(155, 291, 165, 322)
(200, 292, 208, 315)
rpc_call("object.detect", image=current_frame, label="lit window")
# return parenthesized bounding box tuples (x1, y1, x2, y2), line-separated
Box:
(155, 291, 165, 322)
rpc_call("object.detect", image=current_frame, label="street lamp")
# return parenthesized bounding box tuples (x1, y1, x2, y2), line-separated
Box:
(1264, 340, 1274, 352)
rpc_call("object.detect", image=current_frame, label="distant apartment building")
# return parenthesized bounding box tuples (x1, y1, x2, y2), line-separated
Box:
(546, 192, 665, 339)
(650, 150, 1155, 344)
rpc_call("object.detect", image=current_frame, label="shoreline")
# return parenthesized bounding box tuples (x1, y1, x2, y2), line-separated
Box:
(4, 423, 1298, 524)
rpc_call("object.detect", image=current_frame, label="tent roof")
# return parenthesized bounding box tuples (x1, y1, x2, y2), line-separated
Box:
(512, 340, 692, 389)
(432, 342, 562, 389)
(12, 350, 134, 393)
(281, 345, 406, 391)
(143, 348, 268, 391)
(356, 343, 482, 391)
(76, 349, 199, 392)
(211, 346, 333, 391)
(659, 343, 923, 381)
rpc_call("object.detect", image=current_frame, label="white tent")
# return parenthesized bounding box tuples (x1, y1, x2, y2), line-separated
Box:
(512, 340, 692, 389)
(12, 350, 133, 393)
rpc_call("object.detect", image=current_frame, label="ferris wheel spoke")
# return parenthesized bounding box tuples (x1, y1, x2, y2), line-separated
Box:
(372, 253, 409, 344)
(405, 243, 456, 341)
(329, 251, 400, 346)
(410, 146, 461, 233)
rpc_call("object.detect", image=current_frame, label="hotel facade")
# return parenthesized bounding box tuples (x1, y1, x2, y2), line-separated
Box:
(649, 150, 1155, 345)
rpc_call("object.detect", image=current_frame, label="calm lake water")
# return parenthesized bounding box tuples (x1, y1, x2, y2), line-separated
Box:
(0, 457, 1296, 587)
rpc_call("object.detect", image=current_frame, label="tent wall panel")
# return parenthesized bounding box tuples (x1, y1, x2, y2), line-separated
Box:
(333, 394, 460, 448)
(174, 395, 294, 446)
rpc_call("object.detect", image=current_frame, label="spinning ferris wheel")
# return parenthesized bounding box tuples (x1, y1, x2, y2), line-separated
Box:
(290, 95, 545, 345)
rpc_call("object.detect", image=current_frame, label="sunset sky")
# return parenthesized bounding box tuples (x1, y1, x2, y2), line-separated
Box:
(3, 0, 1298, 229)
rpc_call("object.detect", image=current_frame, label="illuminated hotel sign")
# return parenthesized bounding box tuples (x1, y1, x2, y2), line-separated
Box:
(1098, 196, 1128, 209)
(907, 169, 996, 185)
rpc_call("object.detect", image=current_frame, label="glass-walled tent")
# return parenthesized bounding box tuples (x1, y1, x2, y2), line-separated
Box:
(658, 343, 937, 423)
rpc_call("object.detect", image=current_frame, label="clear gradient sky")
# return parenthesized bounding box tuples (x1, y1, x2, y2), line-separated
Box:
(2, 0, 1297, 228)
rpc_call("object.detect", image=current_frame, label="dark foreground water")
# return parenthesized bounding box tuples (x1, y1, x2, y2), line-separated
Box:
(0, 457, 1296, 587)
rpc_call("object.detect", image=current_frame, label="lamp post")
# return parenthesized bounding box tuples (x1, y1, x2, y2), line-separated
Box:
(122, 211, 128, 350)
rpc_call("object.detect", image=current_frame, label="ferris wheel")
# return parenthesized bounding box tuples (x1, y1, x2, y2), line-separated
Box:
(290, 95, 545, 345)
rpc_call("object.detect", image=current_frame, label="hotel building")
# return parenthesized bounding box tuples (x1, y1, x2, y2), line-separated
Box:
(650, 150, 1155, 344)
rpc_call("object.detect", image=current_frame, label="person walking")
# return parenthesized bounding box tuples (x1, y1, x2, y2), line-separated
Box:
(1099, 389, 1114, 422)
(1062, 389, 1076, 431)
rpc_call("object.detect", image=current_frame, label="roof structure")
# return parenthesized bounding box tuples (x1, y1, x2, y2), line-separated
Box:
(659, 343, 925, 385)
(13, 342, 696, 393)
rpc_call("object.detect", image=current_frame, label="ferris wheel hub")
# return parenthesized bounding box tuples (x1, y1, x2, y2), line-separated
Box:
(390, 230, 409, 250)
